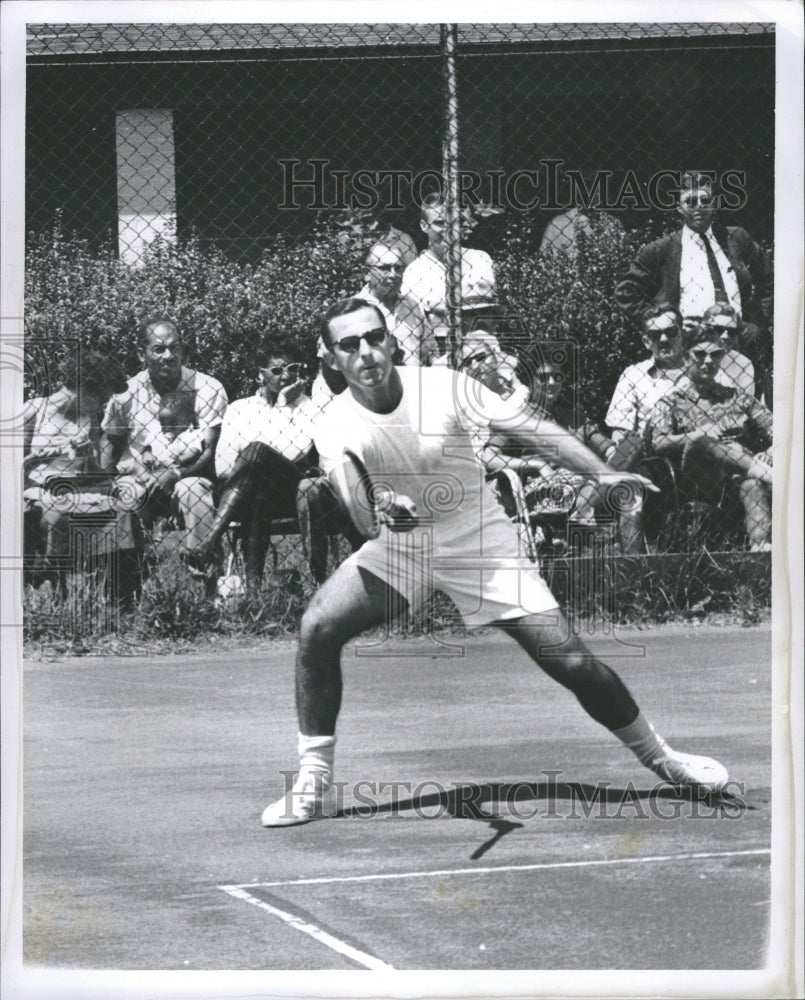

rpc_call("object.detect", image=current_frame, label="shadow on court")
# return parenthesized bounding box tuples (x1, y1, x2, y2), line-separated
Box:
(22, 624, 772, 970)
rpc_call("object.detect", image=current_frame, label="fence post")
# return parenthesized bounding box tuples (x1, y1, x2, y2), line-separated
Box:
(440, 23, 462, 366)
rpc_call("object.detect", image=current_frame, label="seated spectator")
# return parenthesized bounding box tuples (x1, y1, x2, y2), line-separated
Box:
(605, 303, 686, 470)
(699, 303, 756, 396)
(23, 349, 129, 571)
(401, 194, 496, 357)
(184, 346, 318, 586)
(648, 328, 772, 551)
(101, 318, 228, 550)
(480, 350, 644, 554)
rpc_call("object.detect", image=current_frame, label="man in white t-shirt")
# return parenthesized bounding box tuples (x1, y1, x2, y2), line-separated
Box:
(401, 194, 496, 357)
(260, 297, 729, 827)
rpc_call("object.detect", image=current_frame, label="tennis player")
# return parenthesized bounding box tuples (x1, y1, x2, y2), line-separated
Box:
(261, 298, 729, 826)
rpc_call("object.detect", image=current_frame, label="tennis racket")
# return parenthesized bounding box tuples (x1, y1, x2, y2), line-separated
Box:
(329, 448, 382, 540)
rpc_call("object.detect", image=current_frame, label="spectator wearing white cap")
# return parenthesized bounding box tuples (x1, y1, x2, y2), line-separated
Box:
(456, 330, 525, 402)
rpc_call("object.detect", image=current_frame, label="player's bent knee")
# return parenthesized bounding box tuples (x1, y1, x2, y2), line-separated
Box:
(299, 600, 347, 654)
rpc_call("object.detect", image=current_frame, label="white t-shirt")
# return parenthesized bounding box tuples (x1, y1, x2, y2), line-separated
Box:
(316, 366, 531, 556)
(315, 366, 557, 622)
(400, 248, 495, 318)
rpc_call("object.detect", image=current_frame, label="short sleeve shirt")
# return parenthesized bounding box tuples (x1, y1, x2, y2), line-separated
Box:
(605, 359, 683, 437)
(101, 366, 228, 474)
(649, 379, 772, 449)
(400, 248, 495, 318)
(214, 391, 318, 480)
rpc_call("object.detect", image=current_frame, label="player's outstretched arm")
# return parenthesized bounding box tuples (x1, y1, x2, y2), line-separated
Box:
(489, 413, 658, 494)
(490, 412, 611, 476)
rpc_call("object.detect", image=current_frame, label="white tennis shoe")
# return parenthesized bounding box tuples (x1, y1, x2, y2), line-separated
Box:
(261, 770, 338, 827)
(648, 750, 729, 794)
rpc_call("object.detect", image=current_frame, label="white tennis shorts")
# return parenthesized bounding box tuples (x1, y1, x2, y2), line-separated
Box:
(347, 517, 559, 627)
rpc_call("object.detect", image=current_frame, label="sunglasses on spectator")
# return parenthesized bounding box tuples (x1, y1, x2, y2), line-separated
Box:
(332, 328, 387, 354)
(265, 363, 304, 377)
(706, 324, 740, 335)
(690, 348, 726, 362)
(461, 350, 494, 367)
(535, 370, 562, 382)
(680, 195, 715, 208)
(645, 326, 681, 339)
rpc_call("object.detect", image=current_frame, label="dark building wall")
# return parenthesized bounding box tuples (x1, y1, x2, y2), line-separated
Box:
(25, 33, 774, 258)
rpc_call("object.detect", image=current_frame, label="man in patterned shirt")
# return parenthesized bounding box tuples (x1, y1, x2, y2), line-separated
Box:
(648, 327, 772, 550)
(101, 319, 228, 550)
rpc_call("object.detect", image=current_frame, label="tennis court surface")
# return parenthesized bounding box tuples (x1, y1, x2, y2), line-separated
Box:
(23, 623, 771, 970)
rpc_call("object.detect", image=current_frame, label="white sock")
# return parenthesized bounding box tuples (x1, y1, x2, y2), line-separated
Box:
(611, 712, 671, 766)
(298, 732, 335, 784)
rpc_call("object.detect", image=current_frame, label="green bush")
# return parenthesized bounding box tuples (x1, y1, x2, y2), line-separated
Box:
(495, 214, 669, 424)
(25, 217, 362, 401)
(26, 211, 673, 419)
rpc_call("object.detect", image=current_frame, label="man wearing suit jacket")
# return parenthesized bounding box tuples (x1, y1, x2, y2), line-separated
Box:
(614, 174, 772, 354)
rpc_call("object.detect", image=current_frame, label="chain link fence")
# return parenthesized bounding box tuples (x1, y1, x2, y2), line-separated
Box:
(22, 21, 775, 637)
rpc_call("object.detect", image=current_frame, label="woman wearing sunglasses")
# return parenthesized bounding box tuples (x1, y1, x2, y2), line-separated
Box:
(184, 347, 319, 588)
(648, 327, 772, 551)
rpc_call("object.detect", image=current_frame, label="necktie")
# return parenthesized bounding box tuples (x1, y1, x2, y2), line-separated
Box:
(699, 233, 728, 303)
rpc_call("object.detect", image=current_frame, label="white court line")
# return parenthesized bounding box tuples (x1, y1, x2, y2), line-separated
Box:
(230, 846, 770, 890)
(218, 884, 395, 970)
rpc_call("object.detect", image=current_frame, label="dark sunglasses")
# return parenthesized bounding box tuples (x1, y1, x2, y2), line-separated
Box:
(535, 370, 562, 382)
(680, 195, 715, 208)
(706, 325, 740, 336)
(645, 326, 681, 339)
(690, 348, 726, 362)
(461, 350, 493, 368)
(332, 328, 387, 354)
(266, 363, 304, 377)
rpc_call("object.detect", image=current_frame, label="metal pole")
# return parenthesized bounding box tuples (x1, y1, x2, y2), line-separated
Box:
(440, 23, 461, 365)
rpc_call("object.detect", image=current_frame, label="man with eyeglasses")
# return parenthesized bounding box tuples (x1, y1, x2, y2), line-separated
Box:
(614, 173, 771, 348)
(699, 303, 755, 397)
(648, 327, 772, 551)
(260, 296, 730, 827)
(359, 241, 433, 365)
(605, 303, 686, 470)
(310, 242, 433, 412)
(457, 330, 524, 401)
(184, 346, 320, 588)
